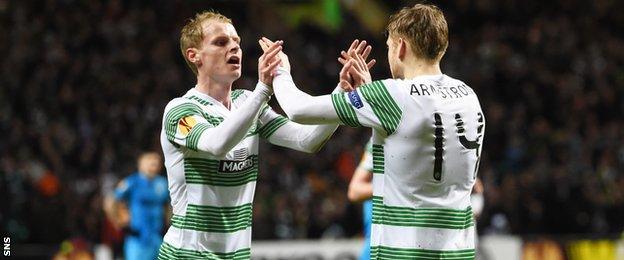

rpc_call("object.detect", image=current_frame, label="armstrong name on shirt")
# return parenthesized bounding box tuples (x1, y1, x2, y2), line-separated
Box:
(410, 83, 475, 99)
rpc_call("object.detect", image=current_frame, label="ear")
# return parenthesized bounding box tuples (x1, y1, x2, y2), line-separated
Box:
(187, 48, 201, 66)
(398, 38, 407, 61)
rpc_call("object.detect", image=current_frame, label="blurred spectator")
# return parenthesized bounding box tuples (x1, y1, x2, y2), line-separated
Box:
(104, 152, 169, 260)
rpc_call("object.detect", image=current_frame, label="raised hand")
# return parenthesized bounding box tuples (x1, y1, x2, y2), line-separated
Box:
(259, 37, 291, 73)
(340, 53, 372, 91)
(258, 40, 283, 87)
(338, 39, 376, 69)
(338, 39, 376, 91)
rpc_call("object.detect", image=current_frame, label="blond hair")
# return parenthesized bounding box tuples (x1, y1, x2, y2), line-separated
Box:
(386, 4, 449, 61)
(180, 11, 232, 75)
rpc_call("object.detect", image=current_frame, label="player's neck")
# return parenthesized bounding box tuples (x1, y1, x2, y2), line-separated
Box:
(402, 58, 442, 79)
(195, 75, 233, 110)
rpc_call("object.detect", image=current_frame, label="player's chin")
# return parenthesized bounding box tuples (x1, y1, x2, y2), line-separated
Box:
(227, 70, 242, 81)
(231, 69, 241, 79)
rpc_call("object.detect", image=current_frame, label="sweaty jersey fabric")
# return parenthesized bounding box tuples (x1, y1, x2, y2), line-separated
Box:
(330, 75, 484, 259)
(159, 88, 284, 259)
(114, 172, 169, 260)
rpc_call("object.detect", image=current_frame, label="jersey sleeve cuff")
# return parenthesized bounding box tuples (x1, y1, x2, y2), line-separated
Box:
(332, 83, 344, 94)
(254, 81, 273, 99)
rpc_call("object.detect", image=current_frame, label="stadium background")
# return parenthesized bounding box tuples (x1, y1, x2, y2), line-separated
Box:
(1, 0, 623, 259)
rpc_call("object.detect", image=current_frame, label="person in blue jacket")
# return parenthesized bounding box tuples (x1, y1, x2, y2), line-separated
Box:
(111, 152, 170, 260)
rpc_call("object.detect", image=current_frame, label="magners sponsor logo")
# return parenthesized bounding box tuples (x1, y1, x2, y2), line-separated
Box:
(219, 157, 254, 173)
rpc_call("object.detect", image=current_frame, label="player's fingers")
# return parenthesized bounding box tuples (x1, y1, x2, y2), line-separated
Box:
(354, 53, 364, 66)
(262, 37, 275, 45)
(339, 50, 352, 64)
(362, 45, 372, 60)
(263, 40, 283, 55)
(258, 44, 281, 68)
(262, 58, 281, 73)
(355, 40, 367, 55)
(258, 39, 269, 52)
(258, 52, 266, 63)
(349, 51, 364, 72)
(348, 65, 362, 77)
(338, 57, 347, 65)
(340, 59, 354, 78)
(349, 66, 366, 85)
(356, 53, 368, 70)
(340, 59, 352, 72)
(263, 44, 283, 64)
(264, 56, 282, 71)
(367, 59, 377, 69)
(347, 39, 359, 53)
(266, 59, 282, 75)
(340, 50, 350, 60)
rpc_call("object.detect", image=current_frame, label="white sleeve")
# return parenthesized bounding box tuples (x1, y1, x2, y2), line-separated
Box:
(273, 68, 404, 135)
(163, 82, 271, 157)
(272, 68, 343, 125)
(257, 107, 338, 153)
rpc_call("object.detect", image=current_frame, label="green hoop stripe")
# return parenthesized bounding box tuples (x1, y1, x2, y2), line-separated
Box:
(184, 157, 259, 187)
(186, 123, 212, 151)
(258, 116, 289, 139)
(331, 93, 362, 127)
(372, 144, 384, 174)
(205, 115, 224, 126)
(231, 89, 246, 101)
(370, 246, 474, 260)
(171, 203, 252, 233)
(186, 95, 213, 106)
(164, 103, 204, 143)
(371, 196, 474, 229)
(158, 242, 251, 260)
(359, 81, 402, 135)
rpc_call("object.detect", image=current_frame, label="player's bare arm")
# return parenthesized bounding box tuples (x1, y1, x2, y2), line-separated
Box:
(348, 167, 373, 203)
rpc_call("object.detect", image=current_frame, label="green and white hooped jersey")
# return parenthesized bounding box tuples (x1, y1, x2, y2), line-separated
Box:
(159, 88, 288, 259)
(332, 75, 484, 259)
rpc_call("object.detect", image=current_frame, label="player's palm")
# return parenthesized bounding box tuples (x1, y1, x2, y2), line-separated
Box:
(338, 40, 375, 91)
(258, 40, 283, 86)
(259, 37, 290, 72)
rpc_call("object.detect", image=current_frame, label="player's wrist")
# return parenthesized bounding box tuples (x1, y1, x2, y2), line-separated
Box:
(332, 83, 345, 93)
(254, 81, 273, 99)
(275, 67, 290, 77)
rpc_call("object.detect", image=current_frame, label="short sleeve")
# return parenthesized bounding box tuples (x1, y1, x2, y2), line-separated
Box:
(331, 80, 403, 135)
(163, 100, 217, 151)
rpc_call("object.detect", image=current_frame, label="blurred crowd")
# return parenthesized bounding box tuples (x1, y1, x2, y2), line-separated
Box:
(1, 0, 623, 253)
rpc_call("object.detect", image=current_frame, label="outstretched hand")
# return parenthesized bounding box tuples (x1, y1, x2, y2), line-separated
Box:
(259, 37, 291, 73)
(338, 39, 376, 92)
(338, 39, 376, 69)
(258, 40, 283, 87)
